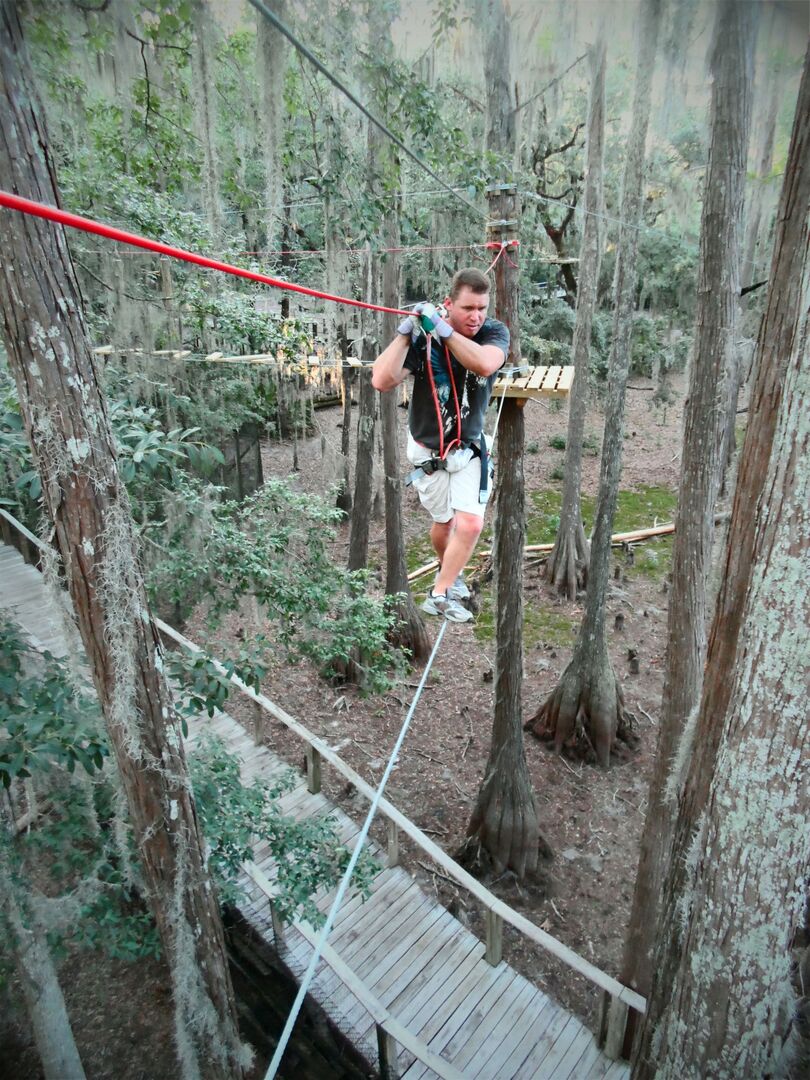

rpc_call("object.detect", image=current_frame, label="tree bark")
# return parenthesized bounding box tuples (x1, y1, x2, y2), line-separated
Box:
(528, 0, 661, 766)
(256, 0, 287, 252)
(546, 34, 605, 599)
(365, 0, 430, 662)
(190, 0, 223, 244)
(347, 351, 376, 573)
(0, 13, 246, 1079)
(462, 7, 546, 875)
(633, 43, 810, 1080)
(478, 0, 514, 175)
(1, 805, 85, 1080)
(620, 0, 755, 1010)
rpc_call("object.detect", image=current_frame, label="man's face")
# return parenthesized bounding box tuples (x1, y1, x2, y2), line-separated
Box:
(445, 286, 489, 338)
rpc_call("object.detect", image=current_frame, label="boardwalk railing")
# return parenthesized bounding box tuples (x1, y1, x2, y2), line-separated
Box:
(1, 507, 645, 1064)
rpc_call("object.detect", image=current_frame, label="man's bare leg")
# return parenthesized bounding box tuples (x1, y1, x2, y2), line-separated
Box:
(432, 511, 483, 595)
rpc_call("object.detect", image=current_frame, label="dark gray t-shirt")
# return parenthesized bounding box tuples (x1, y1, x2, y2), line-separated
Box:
(403, 318, 509, 452)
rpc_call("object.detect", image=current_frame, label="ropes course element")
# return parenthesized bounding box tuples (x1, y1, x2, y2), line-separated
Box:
(264, 619, 449, 1080)
(245, 0, 488, 224)
(0, 191, 411, 318)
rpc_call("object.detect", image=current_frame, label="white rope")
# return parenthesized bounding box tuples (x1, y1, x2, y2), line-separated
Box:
(264, 618, 449, 1079)
(486, 364, 524, 448)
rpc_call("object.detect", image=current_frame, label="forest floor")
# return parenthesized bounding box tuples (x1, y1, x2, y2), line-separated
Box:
(3, 369, 736, 1078)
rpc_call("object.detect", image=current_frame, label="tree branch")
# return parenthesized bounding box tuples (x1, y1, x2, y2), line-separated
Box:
(513, 52, 589, 115)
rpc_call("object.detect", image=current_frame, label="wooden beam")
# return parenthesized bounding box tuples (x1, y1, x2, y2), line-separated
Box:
(306, 746, 322, 794)
(485, 909, 503, 966)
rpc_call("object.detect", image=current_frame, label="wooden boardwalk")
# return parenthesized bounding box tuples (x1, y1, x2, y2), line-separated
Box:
(1, 541, 628, 1079)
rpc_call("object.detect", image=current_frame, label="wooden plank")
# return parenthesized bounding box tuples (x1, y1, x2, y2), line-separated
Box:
(328, 883, 422, 969)
(313, 877, 417, 999)
(152, 614, 647, 1013)
(404, 963, 507, 1080)
(471, 981, 546, 1078)
(555, 1033, 606, 1080)
(369, 913, 462, 1007)
(547, 1022, 597, 1078)
(513, 1012, 580, 1079)
(390, 934, 484, 1033)
(245, 863, 463, 1080)
(557, 366, 575, 393)
(383, 925, 476, 1024)
(527, 366, 548, 390)
(496, 999, 567, 1079)
(317, 885, 432, 1002)
(542, 365, 563, 391)
(339, 899, 445, 1031)
(602, 1061, 631, 1079)
(441, 969, 525, 1071)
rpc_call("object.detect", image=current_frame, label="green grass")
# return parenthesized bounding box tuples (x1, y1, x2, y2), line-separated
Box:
(526, 484, 678, 578)
(406, 534, 436, 574)
(473, 592, 576, 646)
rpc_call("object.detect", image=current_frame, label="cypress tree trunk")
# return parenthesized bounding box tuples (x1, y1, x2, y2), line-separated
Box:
(527, 0, 661, 767)
(1, 807, 85, 1080)
(633, 49, 810, 1076)
(347, 348, 376, 573)
(256, 0, 287, 252)
(366, 0, 430, 662)
(190, 0, 223, 244)
(336, 338, 354, 517)
(462, 0, 546, 878)
(621, 0, 755, 1009)
(0, 13, 246, 1078)
(545, 33, 605, 599)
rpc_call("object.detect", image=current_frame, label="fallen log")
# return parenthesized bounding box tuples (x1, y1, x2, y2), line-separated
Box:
(406, 514, 729, 584)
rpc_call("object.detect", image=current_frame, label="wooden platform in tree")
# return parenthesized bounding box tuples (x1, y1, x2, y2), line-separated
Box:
(1, 541, 628, 1080)
(492, 365, 575, 400)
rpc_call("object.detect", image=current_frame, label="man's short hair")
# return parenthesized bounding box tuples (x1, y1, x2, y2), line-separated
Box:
(449, 268, 490, 301)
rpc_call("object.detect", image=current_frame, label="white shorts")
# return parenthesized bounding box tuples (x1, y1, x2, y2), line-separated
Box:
(406, 433, 492, 522)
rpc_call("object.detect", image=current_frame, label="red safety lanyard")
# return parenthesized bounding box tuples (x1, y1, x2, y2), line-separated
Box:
(423, 333, 462, 460)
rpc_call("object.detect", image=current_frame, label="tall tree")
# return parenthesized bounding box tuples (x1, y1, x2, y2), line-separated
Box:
(463, 0, 544, 877)
(1, 805, 85, 1080)
(528, 0, 662, 766)
(347, 348, 377, 573)
(545, 31, 606, 599)
(620, 0, 755, 1009)
(256, 0, 288, 251)
(633, 48, 810, 1076)
(190, 0, 223, 244)
(367, 0, 430, 661)
(0, 11, 246, 1079)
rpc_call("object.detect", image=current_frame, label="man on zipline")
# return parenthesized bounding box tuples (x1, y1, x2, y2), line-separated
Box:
(373, 268, 508, 623)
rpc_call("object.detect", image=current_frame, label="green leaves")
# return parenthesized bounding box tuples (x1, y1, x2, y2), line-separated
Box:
(189, 734, 378, 921)
(0, 618, 107, 787)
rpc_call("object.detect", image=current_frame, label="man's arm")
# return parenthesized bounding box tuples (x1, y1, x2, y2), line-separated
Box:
(445, 333, 505, 377)
(372, 330, 412, 392)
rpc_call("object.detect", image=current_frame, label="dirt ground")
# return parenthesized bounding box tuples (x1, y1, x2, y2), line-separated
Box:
(3, 372, 699, 1077)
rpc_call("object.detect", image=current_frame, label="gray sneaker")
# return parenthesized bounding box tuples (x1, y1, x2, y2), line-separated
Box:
(422, 591, 473, 623)
(448, 574, 470, 601)
(434, 572, 471, 601)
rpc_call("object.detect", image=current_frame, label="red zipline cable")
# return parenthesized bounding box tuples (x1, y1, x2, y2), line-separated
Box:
(0, 190, 411, 318)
